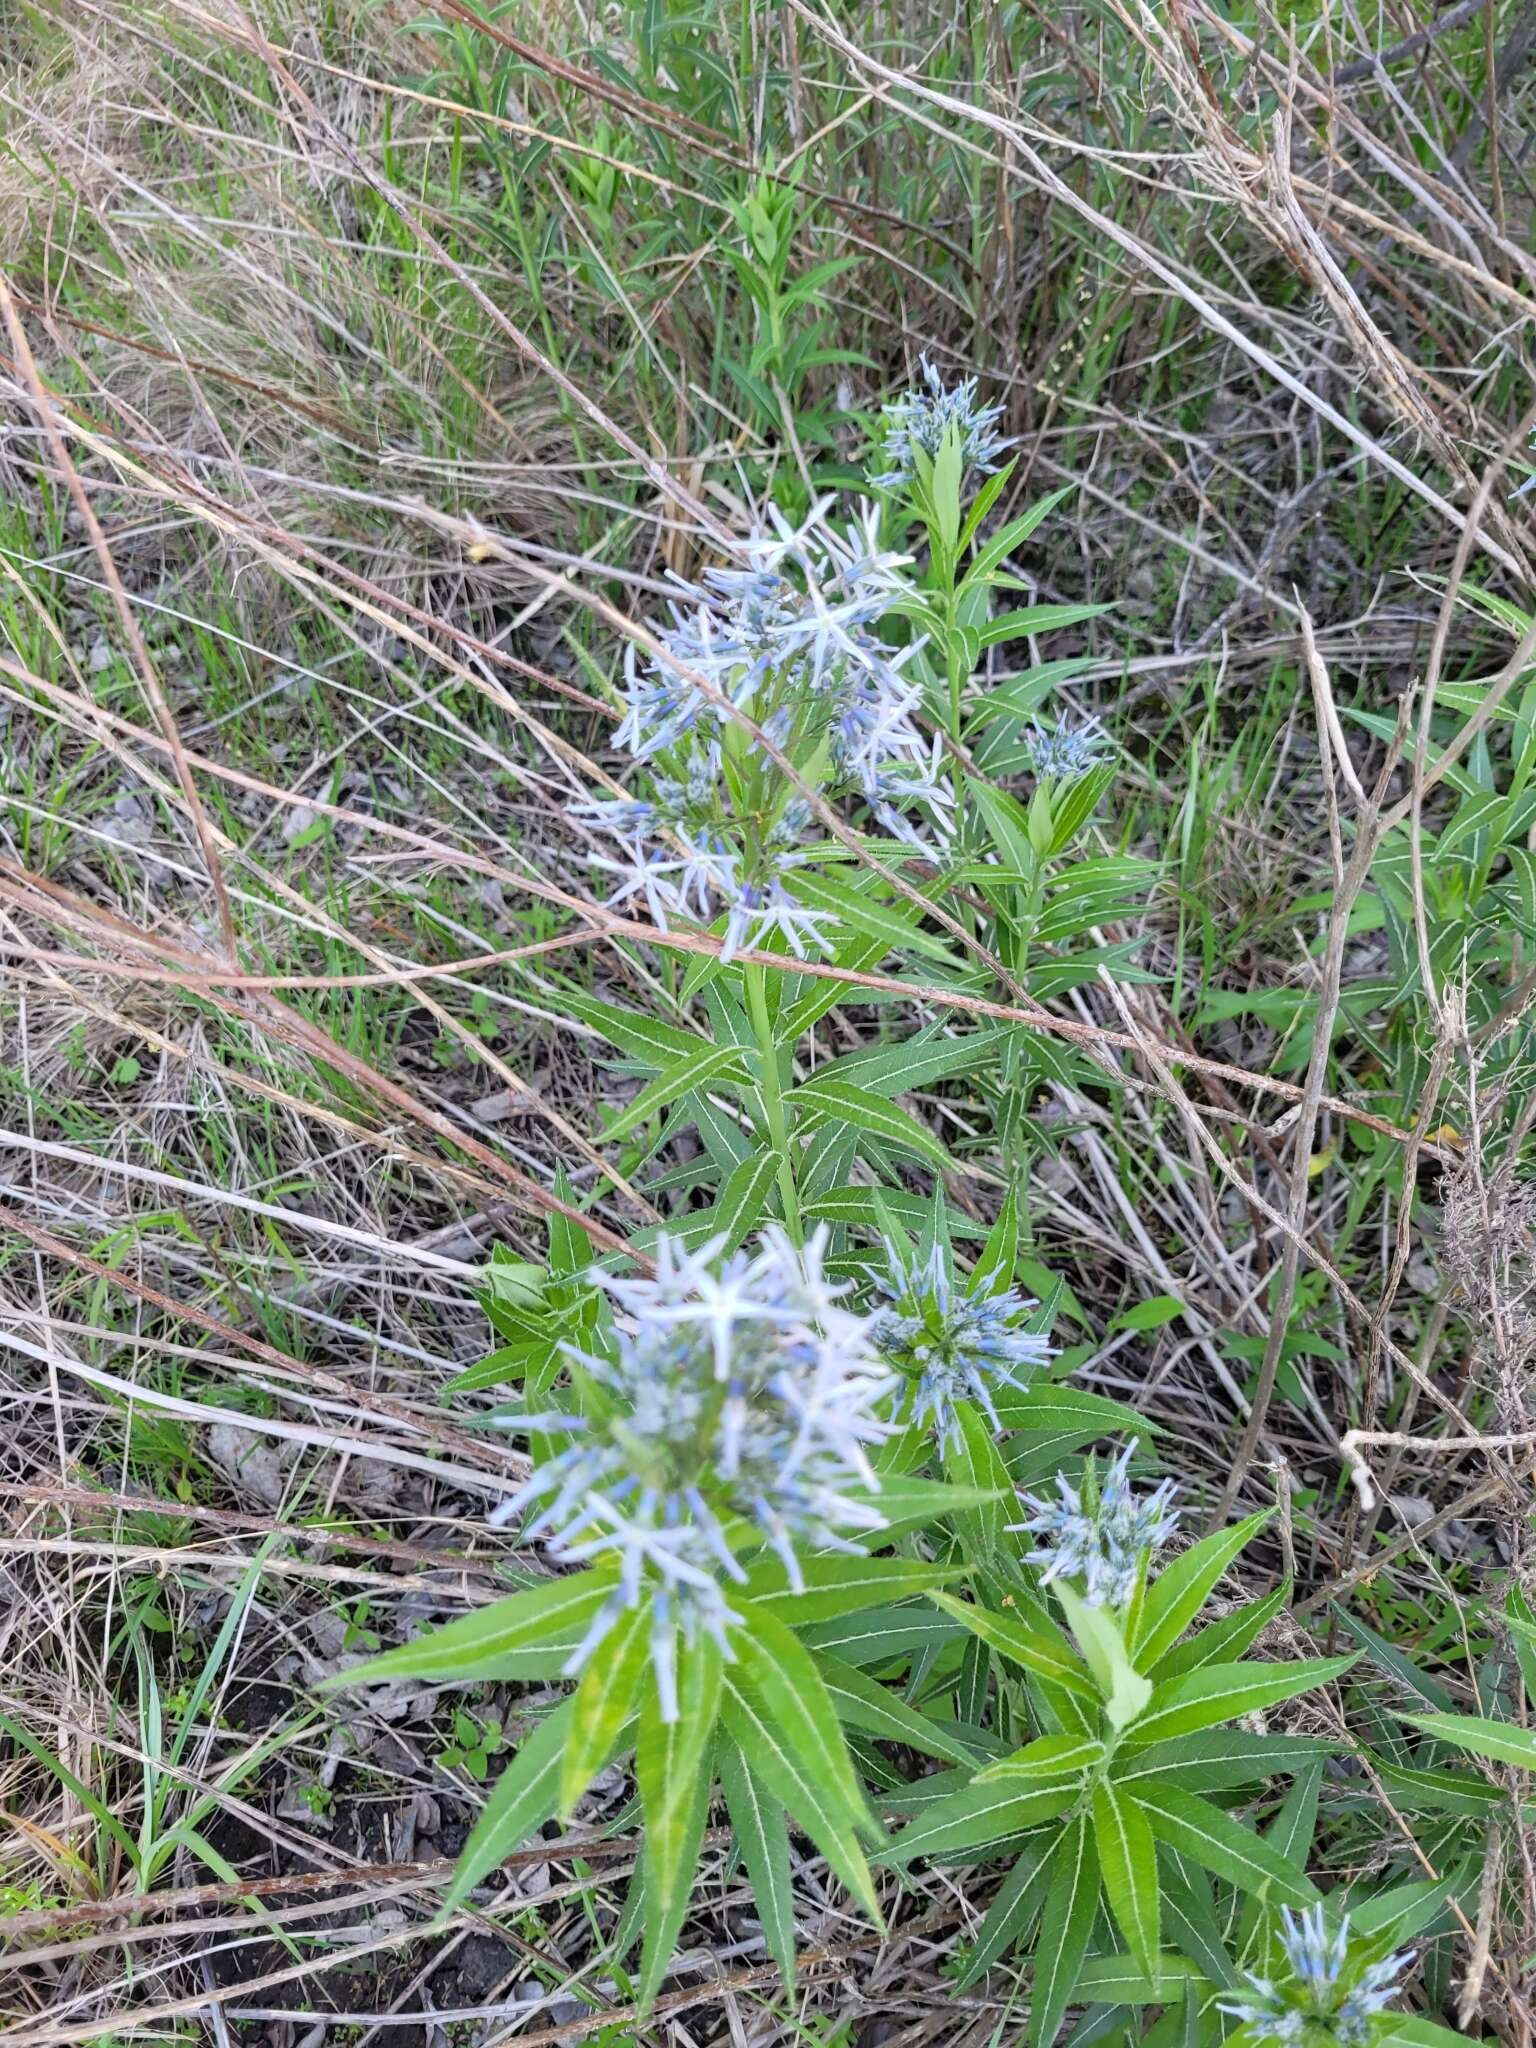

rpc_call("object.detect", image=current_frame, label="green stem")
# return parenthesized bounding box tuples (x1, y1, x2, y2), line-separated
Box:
(744, 963, 802, 1246)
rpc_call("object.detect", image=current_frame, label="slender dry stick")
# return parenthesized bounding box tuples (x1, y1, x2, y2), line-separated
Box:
(1093, 972, 1476, 1434)
(1294, 1471, 1505, 1617)
(794, 0, 1529, 578)
(0, 274, 238, 962)
(1339, 1426, 1536, 1507)
(225, 6, 733, 550)
(0, 1205, 511, 1466)
(1210, 614, 1395, 1524)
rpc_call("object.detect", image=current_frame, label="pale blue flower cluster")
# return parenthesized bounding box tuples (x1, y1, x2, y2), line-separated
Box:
(1010, 1440, 1178, 1608)
(577, 503, 950, 960)
(1222, 1907, 1411, 2047)
(873, 355, 1016, 492)
(1024, 712, 1113, 781)
(497, 1228, 896, 1720)
(868, 1243, 1053, 1449)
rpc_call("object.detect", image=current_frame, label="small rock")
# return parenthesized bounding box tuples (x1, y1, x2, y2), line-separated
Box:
(205, 1423, 298, 1506)
(471, 1088, 518, 1124)
(282, 803, 321, 843)
(87, 637, 113, 673)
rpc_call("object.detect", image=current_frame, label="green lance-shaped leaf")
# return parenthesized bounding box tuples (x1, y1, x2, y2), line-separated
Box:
(441, 1699, 574, 1916)
(720, 1734, 797, 1986)
(1030, 1812, 1101, 2047)
(1154, 1585, 1290, 1681)
(977, 1732, 1105, 1785)
(729, 1646, 884, 1916)
(1094, 1777, 1162, 1975)
(601, 1043, 748, 1145)
(636, 1651, 721, 2007)
(882, 1775, 1077, 1865)
(816, 1651, 980, 1768)
(943, 1399, 1012, 1564)
(560, 1601, 650, 1818)
(1128, 1654, 1358, 1744)
(323, 1571, 614, 1687)
(1398, 1710, 1536, 1772)
(787, 1075, 951, 1169)
(954, 1837, 1052, 1990)
(637, 1637, 722, 1934)
(731, 1603, 876, 1835)
(1129, 1782, 1317, 1905)
(926, 1590, 1095, 1698)
(1115, 1729, 1336, 1793)
(1131, 1510, 1270, 1671)
(740, 1552, 966, 1622)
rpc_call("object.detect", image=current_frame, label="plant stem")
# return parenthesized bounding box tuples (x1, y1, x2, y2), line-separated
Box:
(744, 963, 803, 1245)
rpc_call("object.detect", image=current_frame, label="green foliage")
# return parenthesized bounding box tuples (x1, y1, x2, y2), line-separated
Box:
(6, 13, 1529, 2032)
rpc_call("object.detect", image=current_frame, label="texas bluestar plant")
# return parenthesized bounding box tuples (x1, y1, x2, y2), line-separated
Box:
(495, 1227, 897, 1719)
(1010, 1439, 1178, 1608)
(872, 354, 1016, 492)
(1024, 711, 1113, 780)
(1221, 1907, 1411, 2047)
(575, 501, 950, 960)
(868, 1241, 1053, 1449)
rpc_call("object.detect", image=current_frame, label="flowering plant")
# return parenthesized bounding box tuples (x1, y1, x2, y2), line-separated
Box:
(334, 1221, 995, 2001)
(1223, 1907, 1412, 2048)
(899, 1478, 1362, 2038)
(573, 502, 949, 964)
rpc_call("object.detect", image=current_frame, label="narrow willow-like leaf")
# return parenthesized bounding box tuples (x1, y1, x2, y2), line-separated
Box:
(732, 1604, 875, 1834)
(788, 1074, 951, 1168)
(1266, 1756, 1324, 1869)
(1331, 1604, 1456, 1709)
(1398, 1710, 1536, 1771)
(721, 1669, 882, 1924)
(636, 1640, 722, 1958)
(1030, 1813, 1100, 2047)
(1114, 1730, 1336, 1790)
(441, 1700, 573, 1915)
(882, 1778, 1076, 1865)
(328, 1573, 612, 1687)
(601, 1043, 746, 1144)
(636, 1702, 717, 2006)
(943, 1399, 1010, 1564)
(1057, 1582, 1151, 1730)
(1371, 1755, 1507, 1816)
(816, 1650, 979, 1767)
(709, 1147, 784, 1252)
(977, 1732, 1104, 1784)
(1163, 1863, 1238, 1986)
(1153, 1585, 1289, 1681)
(972, 1181, 1019, 1295)
(1094, 1778, 1161, 1974)
(1130, 1654, 1356, 1743)
(968, 489, 1077, 578)
(560, 1601, 649, 1817)
(1132, 1510, 1270, 1670)
(927, 1590, 1095, 1697)
(720, 1735, 797, 1986)
(741, 1553, 965, 1621)
(1070, 1955, 1198, 2004)
(954, 1837, 1052, 1990)
(992, 1382, 1146, 1435)
(1132, 1783, 1316, 1904)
